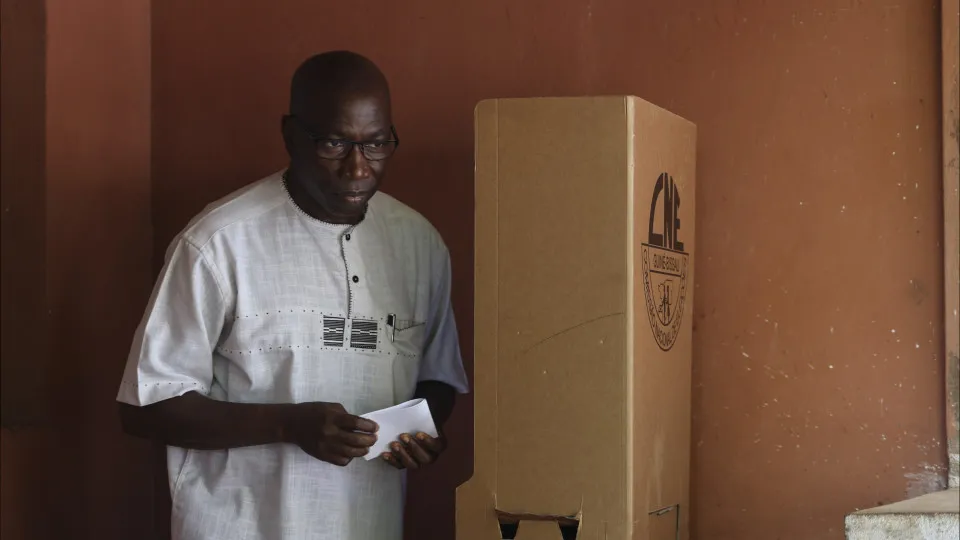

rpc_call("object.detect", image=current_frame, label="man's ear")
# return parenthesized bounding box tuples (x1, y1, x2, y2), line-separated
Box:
(280, 115, 295, 139)
(281, 115, 298, 157)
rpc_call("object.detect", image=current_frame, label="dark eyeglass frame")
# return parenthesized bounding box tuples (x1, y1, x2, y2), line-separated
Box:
(286, 115, 400, 161)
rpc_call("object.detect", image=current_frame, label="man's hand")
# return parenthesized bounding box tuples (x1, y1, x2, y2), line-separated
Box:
(379, 380, 457, 470)
(381, 431, 447, 470)
(285, 402, 379, 466)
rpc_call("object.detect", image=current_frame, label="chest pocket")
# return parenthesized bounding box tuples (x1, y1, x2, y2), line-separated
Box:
(387, 314, 426, 402)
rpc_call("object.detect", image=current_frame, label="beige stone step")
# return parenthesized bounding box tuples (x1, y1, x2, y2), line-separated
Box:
(845, 489, 959, 540)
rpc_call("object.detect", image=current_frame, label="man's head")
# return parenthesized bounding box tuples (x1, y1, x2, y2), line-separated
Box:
(282, 51, 396, 224)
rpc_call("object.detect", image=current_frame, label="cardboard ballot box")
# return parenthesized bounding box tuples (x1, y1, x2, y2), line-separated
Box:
(456, 97, 697, 540)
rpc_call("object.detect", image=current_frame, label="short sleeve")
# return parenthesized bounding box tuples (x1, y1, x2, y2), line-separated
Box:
(116, 238, 227, 406)
(417, 245, 470, 394)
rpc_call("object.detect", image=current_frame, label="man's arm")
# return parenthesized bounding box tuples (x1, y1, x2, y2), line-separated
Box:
(118, 392, 292, 450)
(414, 379, 457, 430)
(119, 391, 379, 465)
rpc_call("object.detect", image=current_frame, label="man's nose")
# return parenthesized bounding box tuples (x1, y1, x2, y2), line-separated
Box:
(343, 144, 373, 179)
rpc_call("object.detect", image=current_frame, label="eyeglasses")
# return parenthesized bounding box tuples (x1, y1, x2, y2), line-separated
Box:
(288, 115, 400, 161)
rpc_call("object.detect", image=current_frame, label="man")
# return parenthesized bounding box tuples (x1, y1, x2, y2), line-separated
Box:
(117, 51, 469, 540)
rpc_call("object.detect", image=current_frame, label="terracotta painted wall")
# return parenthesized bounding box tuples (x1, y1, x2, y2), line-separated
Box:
(1, 0, 155, 538)
(150, 1, 948, 539)
(2, 1, 947, 540)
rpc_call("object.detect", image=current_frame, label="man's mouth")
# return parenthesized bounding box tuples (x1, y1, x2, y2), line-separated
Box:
(339, 191, 370, 203)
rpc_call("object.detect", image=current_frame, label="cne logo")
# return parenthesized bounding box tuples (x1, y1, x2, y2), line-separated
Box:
(640, 172, 690, 351)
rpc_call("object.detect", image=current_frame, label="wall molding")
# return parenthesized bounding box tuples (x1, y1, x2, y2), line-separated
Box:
(942, 0, 960, 489)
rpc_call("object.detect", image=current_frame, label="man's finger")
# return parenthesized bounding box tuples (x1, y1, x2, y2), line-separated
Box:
(335, 413, 378, 433)
(381, 452, 403, 470)
(341, 444, 371, 458)
(337, 431, 378, 448)
(390, 441, 418, 470)
(326, 453, 352, 467)
(400, 434, 434, 464)
(324, 442, 369, 459)
(414, 433, 444, 453)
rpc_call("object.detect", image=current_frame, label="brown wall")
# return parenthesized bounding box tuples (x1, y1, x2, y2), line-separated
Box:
(0, 1, 949, 539)
(151, 1, 947, 539)
(1, 0, 50, 537)
(1, 0, 155, 538)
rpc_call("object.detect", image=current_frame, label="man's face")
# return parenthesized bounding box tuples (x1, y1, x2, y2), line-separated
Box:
(284, 93, 394, 224)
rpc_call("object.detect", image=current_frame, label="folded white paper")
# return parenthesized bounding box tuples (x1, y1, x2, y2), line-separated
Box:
(360, 398, 438, 461)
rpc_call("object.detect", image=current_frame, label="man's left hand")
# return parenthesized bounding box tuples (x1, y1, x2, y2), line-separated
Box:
(382, 432, 446, 470)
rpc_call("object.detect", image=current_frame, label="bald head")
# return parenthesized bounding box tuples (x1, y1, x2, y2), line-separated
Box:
(289, 51, 391, 118)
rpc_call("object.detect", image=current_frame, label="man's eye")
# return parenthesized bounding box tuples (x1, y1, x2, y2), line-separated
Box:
(365, 142, 386, 149)
(322, 140, 345, 149)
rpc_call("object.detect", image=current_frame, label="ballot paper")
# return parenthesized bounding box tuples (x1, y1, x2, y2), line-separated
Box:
(360, 398, 438, 461)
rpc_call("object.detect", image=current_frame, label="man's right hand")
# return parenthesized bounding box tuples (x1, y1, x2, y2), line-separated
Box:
(284, 402, 379, 466)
